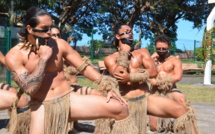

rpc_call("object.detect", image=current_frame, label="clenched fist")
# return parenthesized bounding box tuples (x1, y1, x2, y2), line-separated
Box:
(38, 45, 53, 60)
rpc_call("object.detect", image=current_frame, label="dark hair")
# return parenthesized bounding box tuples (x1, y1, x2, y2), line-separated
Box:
(51, 26, 62, 35)
(154, 35, 171, 46)
(18, 7, 50, 37)
(113, 22, 129, 49)
(51, 26, 61, 33)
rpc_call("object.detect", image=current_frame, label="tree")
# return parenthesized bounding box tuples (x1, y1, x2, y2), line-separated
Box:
(92, 0, 213, 40)
(139, 0, 213, 39)
(0, 0, 55, 26)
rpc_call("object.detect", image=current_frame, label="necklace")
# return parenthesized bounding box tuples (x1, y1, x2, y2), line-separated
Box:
(155, 55, 173, 67)
(18, 34, 39, 54)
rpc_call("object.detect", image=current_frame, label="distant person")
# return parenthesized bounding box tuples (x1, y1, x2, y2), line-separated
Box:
(149, 35, 199, 133)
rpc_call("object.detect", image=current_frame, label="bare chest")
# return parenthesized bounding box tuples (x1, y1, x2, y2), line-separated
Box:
(23, 50, 63, 73)
(128, 54, 144, 73)
(157, 60, 174, 73)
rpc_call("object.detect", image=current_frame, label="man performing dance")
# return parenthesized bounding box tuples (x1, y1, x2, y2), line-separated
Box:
(149, 35, 199, 133)
(5, 7, 138, 134)
(94, 22, 199, 134)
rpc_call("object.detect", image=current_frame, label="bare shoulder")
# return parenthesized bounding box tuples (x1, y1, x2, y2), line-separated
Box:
(170, 55, 182, 64)
(133, 48, 151, 58)
(54, 38, 76, 55)
(171, 55, 181, 61)
(134, 48, 150, 54)
(54, 38, 71, 49)
(104, 52, 118, 63)
(5, 43, 24, 70)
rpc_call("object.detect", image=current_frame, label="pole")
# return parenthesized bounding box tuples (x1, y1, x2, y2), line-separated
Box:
(5, 28, 11, 84)
(203, 6, 215, 85)
(194, 40, 196, 62)
(90, 28, 94, 61)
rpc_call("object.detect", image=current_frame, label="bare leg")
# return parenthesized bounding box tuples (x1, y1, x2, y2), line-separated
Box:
(30, 104, 45, 134)
(0, 90, 17, 110)
(149, 92, 187, 131)
(30, 92, 128, 134)
(0, 83, 29, 109)
(147, 94, 186, 118)
(17, 95, 29, 108)
(76, 87, 104, 96)
(69, 92, 128, 121)
(166, 91, 187, 105)
(149, 115, 158, 131)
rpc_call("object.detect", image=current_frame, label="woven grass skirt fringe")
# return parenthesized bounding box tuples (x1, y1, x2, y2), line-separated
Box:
(173, 105, 201, 134)
(29, 91, 72, 134)
(156, 118, 174, 133)
(94, 94, 148, 134)
(8, 106, 31, 134)
(43, 92, 71, 134)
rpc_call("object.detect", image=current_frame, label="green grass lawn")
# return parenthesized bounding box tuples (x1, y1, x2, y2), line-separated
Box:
(177, 83, 215, 104)
(4, 77, 215, 104)
(78, 78, 215, 104)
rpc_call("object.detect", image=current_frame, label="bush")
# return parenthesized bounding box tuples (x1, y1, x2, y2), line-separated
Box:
(195, 47, 204, 61)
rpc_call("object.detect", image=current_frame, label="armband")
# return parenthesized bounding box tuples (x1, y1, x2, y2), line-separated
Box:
(130, 69, 149, 84)
(64, 65, 78, 80)
(95, 75, 121, 97)
(76, 56, 92, 74)
(156, 75, 173, 95)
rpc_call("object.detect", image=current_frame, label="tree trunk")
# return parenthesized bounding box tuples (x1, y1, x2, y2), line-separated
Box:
(9, 0, 14, 27)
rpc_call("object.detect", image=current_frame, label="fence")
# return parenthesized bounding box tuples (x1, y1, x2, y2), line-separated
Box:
(0, 27, 12, 84)
(65, 26, 203, 64)
(0, 24, 207, 83)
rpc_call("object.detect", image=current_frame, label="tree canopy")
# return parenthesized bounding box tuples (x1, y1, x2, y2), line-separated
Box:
(0, 0, 214, 40)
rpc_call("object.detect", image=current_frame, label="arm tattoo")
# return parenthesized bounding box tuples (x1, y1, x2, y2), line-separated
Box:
(11, 59, 47, 95)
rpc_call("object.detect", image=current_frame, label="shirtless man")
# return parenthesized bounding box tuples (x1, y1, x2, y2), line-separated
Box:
(5, 7, 137, 134)
(150, 35, 186, 104)
(149, 35, 199, 133)
(99, 22, 198, 134)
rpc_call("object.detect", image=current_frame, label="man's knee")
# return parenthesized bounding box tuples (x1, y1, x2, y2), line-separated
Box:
(174, 94, 187, 106)
(17, 96, 29, 108)
(111, 101, 128, 120)
(174, 104, 187, 118)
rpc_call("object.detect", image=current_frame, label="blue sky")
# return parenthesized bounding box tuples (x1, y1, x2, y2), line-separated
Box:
(74, 19, 206, 51)
(139, 20, 206, 50)
(177, 20, 205, 41)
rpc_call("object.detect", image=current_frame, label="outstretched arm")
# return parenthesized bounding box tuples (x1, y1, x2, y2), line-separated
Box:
(5, 46, 52, 96)
(62, 39, 101, 81)
(61, 40, 126, 104)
